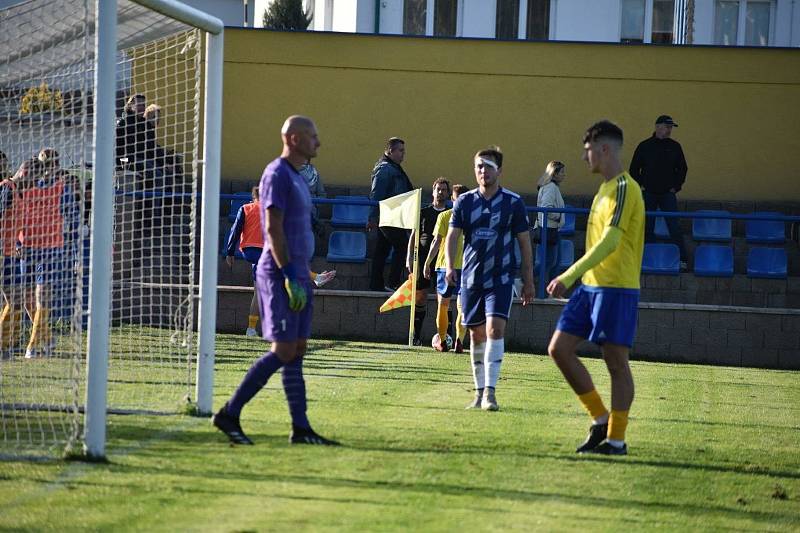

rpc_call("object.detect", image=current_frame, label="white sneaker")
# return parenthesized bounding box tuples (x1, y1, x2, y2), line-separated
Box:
(245, 327, 258, 337)
(481, 387, 499, 411)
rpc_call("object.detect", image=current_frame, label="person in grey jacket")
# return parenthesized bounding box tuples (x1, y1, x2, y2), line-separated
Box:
(367, 137, 413, 291)
(534, 161, 566, 285)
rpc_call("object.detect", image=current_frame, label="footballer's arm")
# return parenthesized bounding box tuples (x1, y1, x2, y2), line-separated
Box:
(444, 226, 461, 286)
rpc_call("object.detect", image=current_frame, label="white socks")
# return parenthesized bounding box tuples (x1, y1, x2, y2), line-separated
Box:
(485, 338, 504, 389)
(470, 341, 486, 390)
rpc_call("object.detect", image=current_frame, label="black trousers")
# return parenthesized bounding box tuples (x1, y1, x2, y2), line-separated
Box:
(370, 226, 409, 290)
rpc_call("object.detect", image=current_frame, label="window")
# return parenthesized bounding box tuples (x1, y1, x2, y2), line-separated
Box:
(745, 1, 771, 45)
(526, 0, 551, 40)
(714, 0, 773, 46)
(621, 0, 646, 43)
(496, 0, 520, 40)
(404, 0, 426, 35)
(714, 0, 740, 45)
(434, 0, 457, 36)
(651, 0, 674, 43)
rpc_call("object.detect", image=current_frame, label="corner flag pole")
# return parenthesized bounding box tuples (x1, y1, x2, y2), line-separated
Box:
(407, 189, 422, 347)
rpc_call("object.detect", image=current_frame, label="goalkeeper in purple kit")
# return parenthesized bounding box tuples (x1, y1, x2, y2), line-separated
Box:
(212, 115, 338, 446)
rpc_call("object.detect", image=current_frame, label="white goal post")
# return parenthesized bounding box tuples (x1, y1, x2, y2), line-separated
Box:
(0, 0, 222, 461)
(85, 0, 222, 459)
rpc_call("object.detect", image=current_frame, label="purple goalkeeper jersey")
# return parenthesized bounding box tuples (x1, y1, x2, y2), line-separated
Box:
(257, 157, 313, 280)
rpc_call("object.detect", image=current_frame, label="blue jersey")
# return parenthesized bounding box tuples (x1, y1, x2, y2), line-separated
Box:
(257, 157, 313, 279)
(450, 187, 529, 289)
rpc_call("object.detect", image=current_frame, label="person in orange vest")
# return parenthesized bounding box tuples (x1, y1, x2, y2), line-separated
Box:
(224, 186, 336, 337)
(18, 149, 81, 358)
(0, 158, 43, 358)
(224, 186, 265, 337)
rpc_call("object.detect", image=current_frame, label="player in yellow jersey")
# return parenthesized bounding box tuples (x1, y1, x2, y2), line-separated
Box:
(423, 184, 468, 354)
(547, 120, 645, 456)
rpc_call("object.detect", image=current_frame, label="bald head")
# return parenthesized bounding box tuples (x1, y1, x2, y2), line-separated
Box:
(281, 115, 315, 136)
(280, 115, 320, 163)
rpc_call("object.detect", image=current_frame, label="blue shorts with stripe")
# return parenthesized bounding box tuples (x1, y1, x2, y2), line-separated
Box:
(460, 283, 513, 326)
(242, 247, 263, 281)
(436, 268, 461, 299)
(556, 284, 640, 347)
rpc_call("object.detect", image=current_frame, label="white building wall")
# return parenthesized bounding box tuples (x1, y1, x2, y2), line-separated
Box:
(551, 0, 621, 42)
(462, 0, 496, 38)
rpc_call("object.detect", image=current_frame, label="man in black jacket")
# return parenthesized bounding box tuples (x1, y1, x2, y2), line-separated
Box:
(629, 115, 688, 269)
(367, 137, 413, 291)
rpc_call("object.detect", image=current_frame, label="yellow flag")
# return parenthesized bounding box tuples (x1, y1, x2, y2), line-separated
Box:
(379, 277, 415, 313)
(379, 189, 421, 229)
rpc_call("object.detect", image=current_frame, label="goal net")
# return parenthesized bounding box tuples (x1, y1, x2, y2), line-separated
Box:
(0, 0, 222, 459)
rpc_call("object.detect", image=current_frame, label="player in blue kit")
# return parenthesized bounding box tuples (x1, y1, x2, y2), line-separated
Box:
(445, 147, 535, 411)
(212, 115, 338, 446)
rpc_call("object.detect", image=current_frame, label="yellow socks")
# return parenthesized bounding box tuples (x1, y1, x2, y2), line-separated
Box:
(608, 410, 629, 442)
(455, 300, 467, 341)
(436, 303, 448, 339)
(577, 389, 608, 422)
(27, 307, 51, 351)
(247, 315, 258, 329)
(1, 305, 23, 349)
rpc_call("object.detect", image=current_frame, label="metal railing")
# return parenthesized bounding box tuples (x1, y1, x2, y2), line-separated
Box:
(219, 194, 799, 299)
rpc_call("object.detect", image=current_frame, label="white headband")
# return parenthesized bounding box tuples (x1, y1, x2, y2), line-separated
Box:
(476, 157, 498, 170)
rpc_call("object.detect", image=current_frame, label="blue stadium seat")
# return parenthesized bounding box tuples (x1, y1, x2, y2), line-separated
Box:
(331, 195, 371, 228)
(654, 215, 670, 239)
(641, 243, 680, 275)
(745, 212, 785, 244)
(692, 210, 731, 242)
(557, 239, 574, 272)
(693, 244, 733, 277)
(326, 231, 367, 263)
(558, 208, 575, 236)
(747, 247, 787, 279)
(227, 193, 251, 223)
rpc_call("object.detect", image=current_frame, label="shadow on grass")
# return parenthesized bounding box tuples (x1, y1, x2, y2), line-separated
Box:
(84, 457, 797, 527)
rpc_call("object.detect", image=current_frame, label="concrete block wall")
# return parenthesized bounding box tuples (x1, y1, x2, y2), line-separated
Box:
(216, 287, 800, 370)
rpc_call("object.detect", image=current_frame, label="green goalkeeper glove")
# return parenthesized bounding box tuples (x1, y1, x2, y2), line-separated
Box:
(281, 263, 307, 312)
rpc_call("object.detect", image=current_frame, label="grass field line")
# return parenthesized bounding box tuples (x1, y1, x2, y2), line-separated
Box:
(2, 414, 205, 510)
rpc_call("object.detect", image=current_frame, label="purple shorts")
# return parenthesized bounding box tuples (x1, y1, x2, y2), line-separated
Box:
(257, 275, 314, 342)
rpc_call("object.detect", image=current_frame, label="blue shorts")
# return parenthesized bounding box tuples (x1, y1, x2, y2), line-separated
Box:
(256, 274, 314, 342)
(460, 283, 514, 326)
(1, 256, 24, 287)
(242, 247, 262, 281)
(24, 248, 67, 286)
(436, 269, 461, 299)
(556, 285, 640, 347)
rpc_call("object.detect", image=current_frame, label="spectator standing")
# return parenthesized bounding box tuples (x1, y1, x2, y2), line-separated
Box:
(224, 186, 264, 337)
(368, 137, 413, 291)
(0, 151, 10, 180)
(212, 115, 338, 446)
(445, 147, 534, 411)
(533, 161, 567, 286)
(298, 160, 326, 236)
(629, 115, 688, 269)
(406, 178, 450, 346)
(115, 94, 150, 171)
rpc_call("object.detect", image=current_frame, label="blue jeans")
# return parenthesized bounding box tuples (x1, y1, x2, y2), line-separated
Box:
(535, 233, 560, 285)
(643, 191, 687, 261)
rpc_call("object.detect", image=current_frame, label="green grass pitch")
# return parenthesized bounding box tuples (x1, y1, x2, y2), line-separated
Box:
(1, 334, 799, 531)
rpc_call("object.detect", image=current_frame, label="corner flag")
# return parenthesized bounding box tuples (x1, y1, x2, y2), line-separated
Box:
(379, 189, 420, 230)
(376, 189, 422, 347)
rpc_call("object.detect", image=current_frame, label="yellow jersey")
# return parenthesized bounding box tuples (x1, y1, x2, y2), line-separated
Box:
(582, 172, 645, 289)
(433, 209, 464, 270)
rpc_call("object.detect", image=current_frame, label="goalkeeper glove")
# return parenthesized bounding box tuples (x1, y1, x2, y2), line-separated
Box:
(281, 263, 307, 312)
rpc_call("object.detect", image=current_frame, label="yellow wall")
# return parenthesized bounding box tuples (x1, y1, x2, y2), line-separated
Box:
(222, 29, 800, 201)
